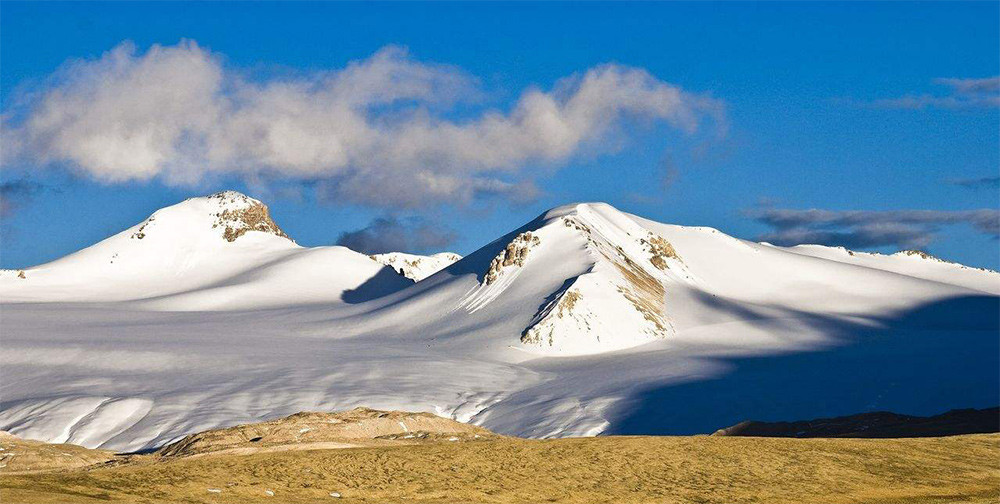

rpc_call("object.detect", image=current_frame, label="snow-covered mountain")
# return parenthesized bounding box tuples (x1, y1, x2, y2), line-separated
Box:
(0, 191, 411, 309)
(1, 193, 997, 450)
(442, 203, 697, 354)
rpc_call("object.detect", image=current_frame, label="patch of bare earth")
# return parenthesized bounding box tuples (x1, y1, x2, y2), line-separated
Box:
(606, 246, 670, 334)
(0, 431, 114, 475)
(157, 407, 495, 458)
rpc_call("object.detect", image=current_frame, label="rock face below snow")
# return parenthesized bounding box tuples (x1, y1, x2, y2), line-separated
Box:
(370, 252, 463, 282)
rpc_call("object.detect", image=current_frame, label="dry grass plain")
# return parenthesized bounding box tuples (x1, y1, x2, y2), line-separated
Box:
(2, 433, 997, 504)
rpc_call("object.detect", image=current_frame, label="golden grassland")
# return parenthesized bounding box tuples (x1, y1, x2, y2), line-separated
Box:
(2, 433, 998, 504)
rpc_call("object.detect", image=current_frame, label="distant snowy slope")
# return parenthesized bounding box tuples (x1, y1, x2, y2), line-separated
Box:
(629, 215, 993, 318)
(371, 252, 463, 281)
(1, 198, 996, 451)
(0, 191, 410, 307)
(777, 245, 1000, 295)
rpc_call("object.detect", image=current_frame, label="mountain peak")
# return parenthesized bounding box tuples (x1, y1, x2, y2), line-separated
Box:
(204, 191, 289, 243)
(209, 190, 253, 200)
(457, 200, 691, 355)
(136, 191, 291, 244)
(540, 202, 621, 221)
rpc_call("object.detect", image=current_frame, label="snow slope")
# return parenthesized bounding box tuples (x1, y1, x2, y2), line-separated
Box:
(1, 196, 996, 450)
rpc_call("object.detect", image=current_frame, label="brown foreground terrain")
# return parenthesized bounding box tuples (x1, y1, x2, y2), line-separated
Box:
(2, 408, 998, 504)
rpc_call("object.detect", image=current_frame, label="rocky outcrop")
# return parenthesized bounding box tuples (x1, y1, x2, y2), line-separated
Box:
(485, 232, 540, 285)
(641, 235, 681, 271)
(209, 192, 289, 243)
(521, 289, 585, 346)
(0, 269, 27, 280)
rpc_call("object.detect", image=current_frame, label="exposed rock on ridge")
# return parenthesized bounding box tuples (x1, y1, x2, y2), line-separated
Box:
(208, 192, 290, 243)
(485, 232, 540, 285)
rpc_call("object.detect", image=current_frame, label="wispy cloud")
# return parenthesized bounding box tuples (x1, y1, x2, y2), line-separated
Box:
(748, 207, 999, 250)
(336, 216, 456, 255)
(2, 40, 724, 210)
(870, 76, 1000, 110)
(620, 153, 679, 206)
(935, 77, 1000, 95)
(0, 179, 45, 219)
(947, 176, 1000, 190)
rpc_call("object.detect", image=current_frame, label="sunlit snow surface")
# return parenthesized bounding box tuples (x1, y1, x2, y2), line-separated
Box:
(1, 196, 997, 451)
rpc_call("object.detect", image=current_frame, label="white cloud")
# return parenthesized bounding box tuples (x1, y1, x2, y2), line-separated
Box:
(3, 40, 723, 208)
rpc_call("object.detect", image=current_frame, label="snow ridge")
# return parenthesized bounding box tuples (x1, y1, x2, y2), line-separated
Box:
(514, 204, 689, 355)
(455, 203, 690, 355)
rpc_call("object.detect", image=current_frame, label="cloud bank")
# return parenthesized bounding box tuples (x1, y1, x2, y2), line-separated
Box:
(750, 207, 1000, 250)
(2, 40, 723, 209)
(336, 216, 456, 255)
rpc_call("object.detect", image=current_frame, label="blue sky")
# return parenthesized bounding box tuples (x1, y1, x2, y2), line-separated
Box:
(1, 2, 998, 269)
